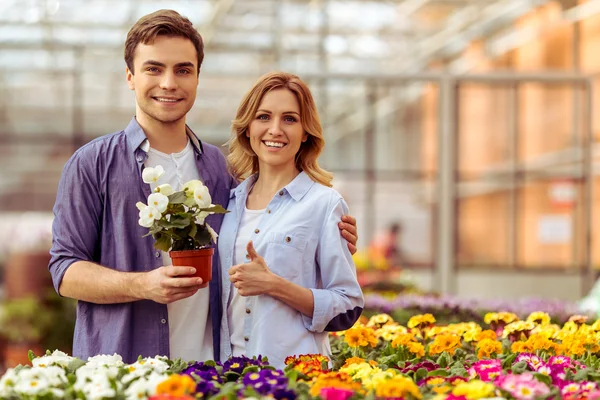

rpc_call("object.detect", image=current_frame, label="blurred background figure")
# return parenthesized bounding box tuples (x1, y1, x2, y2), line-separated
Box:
(1, 0, 600, 368)
(369, 222, 405, 271)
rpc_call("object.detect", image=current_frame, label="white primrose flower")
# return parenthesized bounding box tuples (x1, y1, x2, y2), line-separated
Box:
(194, 186, 212, 208)
(136, 202, 146, 211)
(154, 183, 174, 196)
(74, 374, 117, 400)
(142, 165, 164, 184)
(131, 356, 170, 373)
(35, 366, 68, 387)
(124, 372, 168, 399)
(0, 368, 19, 397)
(86, 353, 124, 368)
(195, 211, 210, 225)
(13, 369, 51, 396)
(32, 350, 74, 368)
(138, 206, 161, 228)
(147, 193, 169, 213)
(182, 179, 204, 195)
(206, 223, 219, 243)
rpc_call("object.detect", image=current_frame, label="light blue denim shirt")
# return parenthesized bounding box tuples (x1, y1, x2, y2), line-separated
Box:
(218, 172, 364, 368)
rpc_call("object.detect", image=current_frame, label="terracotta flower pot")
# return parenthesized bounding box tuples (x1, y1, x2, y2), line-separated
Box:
(169, 248, 214, 283)
(3, 343, 44, 368)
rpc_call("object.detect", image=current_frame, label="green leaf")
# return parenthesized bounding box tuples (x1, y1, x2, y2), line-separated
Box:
(195, 227, 213, 246)
(159, 215, 190, 229)
(28, 349, 36, 362)
(415, 367, 428, 381)
(437, 352, 452, 368)
(168, 191, 187, 204)
(449, 365, 468, 378)
(224, 371, 241, 382)
(428, 368, 449, 377)
(501, 352, 517, 369)
(574, 368, 590, 382)
(534, 372, 552, 386)
(154, 233, 172, 252)
(200, 204, 229, 214)
(66, 358, 86, 373)
(241, 365, 260, 375)
(511, 360, 528, 374)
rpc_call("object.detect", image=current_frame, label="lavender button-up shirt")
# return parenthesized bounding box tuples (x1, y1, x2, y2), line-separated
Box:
(49, 118, 235, 363)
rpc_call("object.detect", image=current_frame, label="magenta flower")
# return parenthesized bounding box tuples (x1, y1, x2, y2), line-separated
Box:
(320, 388, 354, 400)
(515, 353, 544, 371)
(549, 355, 573, 367)
(495, 373, 549, 400)
(400, 360, 439, 373)
(468, 359, 502, 381)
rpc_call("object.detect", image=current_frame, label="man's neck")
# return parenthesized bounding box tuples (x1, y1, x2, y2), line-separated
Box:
(136, 114, 188, 154)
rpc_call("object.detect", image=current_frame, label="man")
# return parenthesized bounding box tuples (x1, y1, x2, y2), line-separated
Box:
(49, 9, 358, 364)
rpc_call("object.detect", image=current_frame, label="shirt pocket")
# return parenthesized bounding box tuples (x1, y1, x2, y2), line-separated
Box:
(263, 232, 308, 282)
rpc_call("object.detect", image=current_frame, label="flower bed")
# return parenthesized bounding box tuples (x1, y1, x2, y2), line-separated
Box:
(364, 293, 589, 326)
(2, 311, 600, 399)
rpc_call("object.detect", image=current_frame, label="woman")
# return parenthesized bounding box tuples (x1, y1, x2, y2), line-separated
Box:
(218, 72, 364, 368)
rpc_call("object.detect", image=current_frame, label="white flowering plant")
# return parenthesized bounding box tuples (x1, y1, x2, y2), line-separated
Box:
(136, 165, 228, 252)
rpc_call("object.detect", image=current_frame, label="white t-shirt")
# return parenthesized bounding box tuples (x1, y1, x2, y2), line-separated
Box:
(228, 206, 264, 356)
(144, 139, 213, 361)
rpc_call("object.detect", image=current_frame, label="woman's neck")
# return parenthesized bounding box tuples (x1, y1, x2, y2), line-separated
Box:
(246, 164, 300, 210)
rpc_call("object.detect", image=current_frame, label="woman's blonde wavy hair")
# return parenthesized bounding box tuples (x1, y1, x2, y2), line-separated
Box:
(227, 71, 333, 187)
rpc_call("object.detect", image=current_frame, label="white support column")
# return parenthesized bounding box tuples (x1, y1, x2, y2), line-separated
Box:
(435, 76, 457, 295)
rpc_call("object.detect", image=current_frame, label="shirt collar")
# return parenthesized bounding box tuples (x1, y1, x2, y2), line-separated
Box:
(124, 117, 203, 154)
(232, 171, 314, 201)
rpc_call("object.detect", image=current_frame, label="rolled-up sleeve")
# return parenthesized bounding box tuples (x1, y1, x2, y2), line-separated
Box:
(303, 197, 364, 332)
(49, 151, 102, 294)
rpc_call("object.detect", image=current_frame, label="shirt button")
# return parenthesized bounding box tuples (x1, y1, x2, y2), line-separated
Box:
(160, 319, 167, 324)
(246, 308, 251, 314)
(254, 229, 260, 234)
(267, 209, 271, 214)
(137, 156, 143, 162)
(245, 254, 250, 259)
(285, 236, 291, 243)
(278, 191, 284, 196)
(244, 336, 249, 342)
(155, 251, 160, 258)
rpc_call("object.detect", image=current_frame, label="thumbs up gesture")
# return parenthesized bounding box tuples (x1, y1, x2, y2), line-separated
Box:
(229, 241, 274, 296)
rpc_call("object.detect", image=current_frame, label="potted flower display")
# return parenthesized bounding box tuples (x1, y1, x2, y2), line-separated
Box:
(136, 165, 228, 282)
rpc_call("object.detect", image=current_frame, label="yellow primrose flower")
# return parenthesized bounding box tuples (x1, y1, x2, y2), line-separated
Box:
(526, 311, 551, 326)
(591, 319, 600, 331)
(342, 357, 366, 367)
(340, 362, 374, 379)
(476, 338, 503, 359)
(532, 324, 560, 338)
(406, 341, 426, 357)
(156, 374, 196, 397)
(511, 340, 534, 354)
(367, 313, 394, 328)
(344, 326, 378, 348)
(408, 313, 436, 329)
(502, 320, 535, 338)
(376, 324, 408, 341)
(452, 380, 495, 399)
(425, 326, 444, 339)
(375, 375, 422, 399)
(309, 372, 364, 396)
(362, 369, 398, 392)
(484, 312, 518, 325)
(568, 314, 589, 324)
(433, 385, 452, 394)
(391, 333, 417, 348)
(429, 333, 462, 356)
